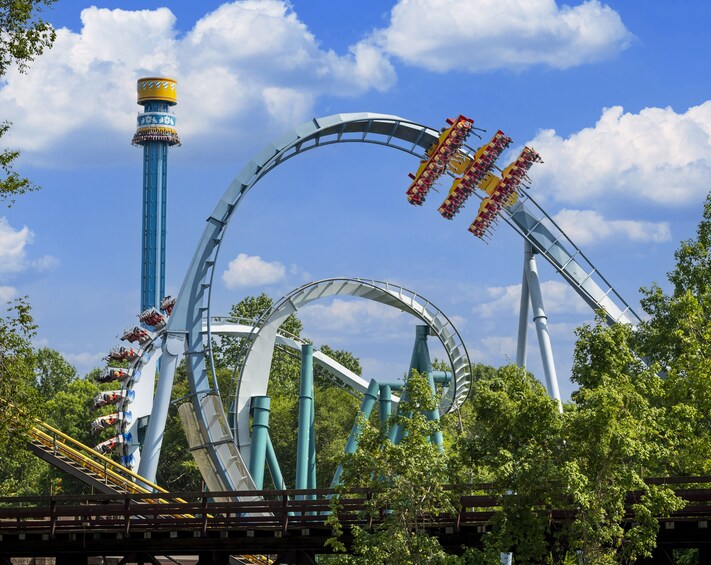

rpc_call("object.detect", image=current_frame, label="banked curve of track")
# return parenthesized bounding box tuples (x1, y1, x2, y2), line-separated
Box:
(140, 112, 642, 491)
(230, 277, 471, 463)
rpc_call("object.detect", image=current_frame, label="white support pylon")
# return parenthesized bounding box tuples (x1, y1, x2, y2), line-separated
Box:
(517, 241, 563, 413)
(516, 241, 531, 368)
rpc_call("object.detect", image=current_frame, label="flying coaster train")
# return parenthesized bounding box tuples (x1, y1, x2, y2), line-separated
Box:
(405, 114, 542, 239)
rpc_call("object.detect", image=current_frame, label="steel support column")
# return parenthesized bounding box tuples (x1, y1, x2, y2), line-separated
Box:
(266, 433, 286, 489)
(331, 379, 380, 487)
(516, 241, 532, 368)
(379, 383, 392, 429)
(525, 249, 563, 412)
(391, 325, 432, 445)
(296, 344, 314, 494)
(249, 396, 271, 490)
(425, 372, 444, 450)
(308, 379, 316, 496)
(137, 333, 183, 484)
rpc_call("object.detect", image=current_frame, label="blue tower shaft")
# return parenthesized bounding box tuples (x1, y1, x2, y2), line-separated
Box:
(141, 137, 168, 313)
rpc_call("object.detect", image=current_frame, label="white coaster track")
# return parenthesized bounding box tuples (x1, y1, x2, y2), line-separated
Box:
(135, 112, 641, 493)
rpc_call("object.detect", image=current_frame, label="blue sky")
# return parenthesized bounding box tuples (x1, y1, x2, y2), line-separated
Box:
(2, 0, 710, 399)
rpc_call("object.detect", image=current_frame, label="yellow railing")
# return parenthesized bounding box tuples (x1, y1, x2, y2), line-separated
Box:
(30, 420, 164, 494)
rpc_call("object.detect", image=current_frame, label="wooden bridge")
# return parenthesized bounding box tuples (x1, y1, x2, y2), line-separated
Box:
(0, 479, 709, 564)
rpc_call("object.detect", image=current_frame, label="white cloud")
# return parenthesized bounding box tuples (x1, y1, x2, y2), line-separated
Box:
(289, 264, 311, 282)
(222, 253, 286, 288)
(0, 2, 395, 163)
(33, 255, 61, 272)
(475, 280, 589, 318)
(61, 351, 104, 370)
(528, 101, 711, 205)
(360, 357, 411, 380)
(300, 299, 404, 333)
(368, 0, 631, 72)
(448, 314, 467, 330)
(0, 286, 17, 301)
(552, 209, 671, 245)
(480, 335, 517, 359)
(0, 219, 61, 278)
(0, 218, 33, 275)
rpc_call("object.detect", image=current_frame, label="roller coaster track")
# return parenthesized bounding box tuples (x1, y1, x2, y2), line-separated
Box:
(142, 112, 642, 493)
(230, 278, 471, 463)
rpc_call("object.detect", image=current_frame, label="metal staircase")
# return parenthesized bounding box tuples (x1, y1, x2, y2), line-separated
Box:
(27, 419, 165, 495)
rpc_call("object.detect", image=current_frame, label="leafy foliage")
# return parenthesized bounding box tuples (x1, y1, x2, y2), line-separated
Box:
(636, 193, 711, 475)
(0, 0, 56, 205)
(327, 369, 458, 564)
(0, 298, 39, 451)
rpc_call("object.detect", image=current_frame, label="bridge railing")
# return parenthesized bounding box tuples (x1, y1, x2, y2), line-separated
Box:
(1, 479, 710, 537)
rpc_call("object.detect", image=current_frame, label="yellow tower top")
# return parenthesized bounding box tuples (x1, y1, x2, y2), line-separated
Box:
(137, 77, 177, 105)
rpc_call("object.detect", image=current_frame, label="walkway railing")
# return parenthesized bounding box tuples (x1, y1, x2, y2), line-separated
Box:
(2, 478, 710, 536)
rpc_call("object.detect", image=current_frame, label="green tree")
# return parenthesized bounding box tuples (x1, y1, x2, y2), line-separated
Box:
(459, 354, 684, 565)
(213, 292, 303, 397)
(0, 0, 56, 204)
(34, 347, 78, 398)
(459, 365, 574, 563)
(635, 193, 711, 475)
(327, 369, 458, 564)
(0, 298, 43, 497)
(0, 0, 58, 493)
(0, 298, 39, 451)
(567, 321, 684, 564)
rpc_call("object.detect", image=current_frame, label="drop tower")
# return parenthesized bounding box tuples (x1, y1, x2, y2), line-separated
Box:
(132, 77, 180, 313)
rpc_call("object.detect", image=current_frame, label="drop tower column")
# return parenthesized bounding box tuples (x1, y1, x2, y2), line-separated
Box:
(132, 77, 180, 313)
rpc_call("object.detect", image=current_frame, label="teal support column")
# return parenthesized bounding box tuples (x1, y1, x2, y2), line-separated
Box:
(266, 435, 286, 489)
(424, 372, 444, 451)
(379, 384, 392, 429)
(429, 371, 452, 386)
(377, 374, 449, 391)
(296, 344, 314, 496)
(410, 325, 433, 374)
(390, 325, 432, 445)
(308, 379, 316, 497)
(331, 379, 380, 487)
(249, 396, 270, 490)
(388, 385, 409, 445)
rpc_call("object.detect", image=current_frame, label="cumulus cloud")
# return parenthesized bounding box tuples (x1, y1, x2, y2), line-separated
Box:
(475, 280, 589, 318)
(528, 101, 711, 205)
(0, 1, 395, 163)
(480, 335, 517, 359)
(0, 218, 61, 278)
(0, 286, 17, 301)
(222, 253, 286, 288)
(368, 0, 631, 72)
(61, 351, 103, 370)
(0, 218, 33, 275)
(33, 255, 61, 272)
(300, 299, 404, 333)
(552, 209, 671, 245)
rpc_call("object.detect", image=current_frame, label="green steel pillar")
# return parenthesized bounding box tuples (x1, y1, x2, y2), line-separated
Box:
(410, 325, 433, 374)
(424, 372, 444, 451)
(388, 384, 409, 445)
(379, 383, 392, 429)
(296, 344, 314, 495)
(390, 325, 432, 444)
(249, 396, 270, 490)
(308, 379, 316, 496)
(266, 434, 286, 489)
(331, 379, 380, 487)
